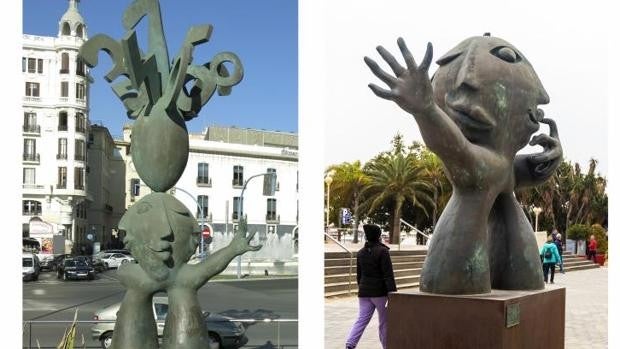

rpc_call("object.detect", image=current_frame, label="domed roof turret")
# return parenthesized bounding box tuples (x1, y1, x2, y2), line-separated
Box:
(58, 0, 87, 39)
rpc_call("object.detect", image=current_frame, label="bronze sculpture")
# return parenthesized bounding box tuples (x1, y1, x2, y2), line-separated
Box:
(79, 0, 256, 347)
(365, 35, 562, 294)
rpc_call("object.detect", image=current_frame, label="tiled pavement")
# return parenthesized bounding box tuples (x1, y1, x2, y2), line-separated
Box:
(325, 267, 608, 349)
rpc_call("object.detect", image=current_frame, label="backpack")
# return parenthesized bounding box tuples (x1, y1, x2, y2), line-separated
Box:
(544, 246, 552, 259)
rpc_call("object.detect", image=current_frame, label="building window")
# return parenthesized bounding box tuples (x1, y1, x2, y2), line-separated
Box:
(60, 53, 69, 73)
(23, 200, 42, 216)
(23, 112, 38, 133)
(233, 165, 244, 187)
(266, 168, 278, 192)
(22, 57, 26, 72)
(60, 81, 69, 97)
(76, 57, 85, 76)
(27, 58, 36, 73)
(37, 59, 43, 74)
(25, 82, 40, 97)
(57, 138, 67, 159)
(58, 112, 68, 131)
(23, 168, 36, 185)
(75, 139, 85, 161)
(23, 139, 37, 161)
(75, 113, 86, 133)
(76, 83, 85, 100)
(197, 195, 208, 219)
(233, 196, 243, 220)
(267, 198, 277, 221)
(57, 167, 67, 189)
(130, 178, 140, 197)
(74, 167, 84, 190)
(197, 163, 210, 185)
(61, 22, 70, 36)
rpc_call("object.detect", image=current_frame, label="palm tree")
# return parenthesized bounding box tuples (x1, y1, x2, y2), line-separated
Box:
(327, 161, 369, 243)
(362, 152, 435, 244)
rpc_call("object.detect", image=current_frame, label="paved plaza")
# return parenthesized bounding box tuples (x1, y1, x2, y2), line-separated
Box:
(325, 267, 608, 349)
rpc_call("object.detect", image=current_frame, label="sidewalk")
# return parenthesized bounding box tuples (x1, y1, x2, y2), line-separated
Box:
(325, 267, 608, 349)
(324, 240, 429, 252)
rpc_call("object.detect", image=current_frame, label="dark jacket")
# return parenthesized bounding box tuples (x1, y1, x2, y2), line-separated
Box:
(356, 242, 397, 297)
(553, 239, 563, 254)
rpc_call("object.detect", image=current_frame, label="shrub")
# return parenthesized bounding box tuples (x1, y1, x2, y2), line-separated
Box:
(589, 224, 608, 255)
(566, 224, 589, 241)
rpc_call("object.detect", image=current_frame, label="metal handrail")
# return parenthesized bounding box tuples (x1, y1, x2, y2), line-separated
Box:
(324, 232, 354, 295)
(400, 219, 431, 245)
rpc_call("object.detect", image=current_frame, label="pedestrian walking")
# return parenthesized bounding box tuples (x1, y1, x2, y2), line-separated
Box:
(540, 235, 562, 284)
(587, 234, 598, 262)
(554, 233, 565, 273)
(345, 224, 397, 349)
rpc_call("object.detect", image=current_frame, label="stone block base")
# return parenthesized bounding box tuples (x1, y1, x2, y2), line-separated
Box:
(387, 287, 565, 349)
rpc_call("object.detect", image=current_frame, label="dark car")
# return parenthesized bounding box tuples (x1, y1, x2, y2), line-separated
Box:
(58, 258, 96, 280)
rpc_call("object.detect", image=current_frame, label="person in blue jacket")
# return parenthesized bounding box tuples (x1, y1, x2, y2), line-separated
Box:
(540, 235, 562, 284)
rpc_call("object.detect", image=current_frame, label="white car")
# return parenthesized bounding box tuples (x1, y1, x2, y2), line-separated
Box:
(22, 253, 40, 281)
(99, 253, 135, 269)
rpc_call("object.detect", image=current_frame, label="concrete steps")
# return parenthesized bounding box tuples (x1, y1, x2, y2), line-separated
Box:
(324, 250, 601, 298)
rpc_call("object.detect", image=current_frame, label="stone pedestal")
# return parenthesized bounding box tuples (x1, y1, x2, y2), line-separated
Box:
(387, 287, 565, 349)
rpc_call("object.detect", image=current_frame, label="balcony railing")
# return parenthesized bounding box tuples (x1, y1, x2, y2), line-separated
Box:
(22, 153, 40, 162)
(74, 154, 86, 161)
(56, 153, 67, 160)
(59, 69, 69, 74)
(196, 177, 212, 187)
(56, 183, 67, 189)
(23, 97, 41, 103)
(58, 125, 68, 131)
(74, 184, 84, 190)
(266, 214, 280, 224)
(75, 125, 87, 133)
(232, 179, 244, 188)
(22, 184, 45, 189)
(22, 124, 40, 134)
(22, 210, 42, 216)
(58, 97, 69, 103)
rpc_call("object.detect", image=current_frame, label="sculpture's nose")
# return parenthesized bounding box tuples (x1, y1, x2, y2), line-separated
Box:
(455, 44, 481, 90)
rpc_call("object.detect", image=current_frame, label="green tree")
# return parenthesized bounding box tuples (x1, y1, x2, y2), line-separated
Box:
(326, 161, 369, 242)
(362, 151, 435, 244)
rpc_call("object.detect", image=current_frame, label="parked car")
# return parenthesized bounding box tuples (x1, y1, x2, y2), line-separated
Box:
(57, 258, 96, 280)
(99, 253, 135, 269)
(99, 249, 132, 256)
(38, 254, 56, 271)
(91, 296, 247, 349)
(22, 253, 41, 281)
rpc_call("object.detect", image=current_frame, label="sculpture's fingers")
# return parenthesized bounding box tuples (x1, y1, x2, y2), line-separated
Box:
(418, 42, 433, 73)
(531, 150, 562, 164)
(529, 134, 560, 149)
(246, 230, 258, 242)
(540, 118, 559, 139)
(376, 46, 405, 76)
(368, 84, 394, 100)
(364, 57, 397, 87)
(397, 37, 417, 71)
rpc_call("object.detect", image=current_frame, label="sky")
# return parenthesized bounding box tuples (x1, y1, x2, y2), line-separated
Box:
(22, 0, 298, 137)
(321, 1, 610, 177)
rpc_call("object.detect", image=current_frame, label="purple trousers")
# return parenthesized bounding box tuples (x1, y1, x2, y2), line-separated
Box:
(345, 296, 388, 349)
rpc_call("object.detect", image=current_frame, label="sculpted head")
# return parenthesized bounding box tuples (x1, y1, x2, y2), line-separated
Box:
(119, 192, 201, 282)
(431, 35, 549, 155)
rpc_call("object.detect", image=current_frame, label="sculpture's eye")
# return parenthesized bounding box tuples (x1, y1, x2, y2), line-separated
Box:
(435, 52, 461, 66)
(490, 46, 521, 63)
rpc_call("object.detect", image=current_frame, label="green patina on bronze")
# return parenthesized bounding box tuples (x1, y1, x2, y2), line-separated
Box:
(366, 35, 562, 294)
(79, 0, 243, 192)
(79, 1, 255, 348)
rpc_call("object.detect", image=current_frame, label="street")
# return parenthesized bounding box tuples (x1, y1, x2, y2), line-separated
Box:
(23, 269, 298, 348)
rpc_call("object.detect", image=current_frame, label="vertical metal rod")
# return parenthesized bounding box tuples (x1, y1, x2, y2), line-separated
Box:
(348, 252, 353, 295)
(29, 322, 32, 349)
(277, 321, 281, 349)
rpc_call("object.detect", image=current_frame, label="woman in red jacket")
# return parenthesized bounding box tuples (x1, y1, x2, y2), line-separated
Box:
(587, 235, 598, 262)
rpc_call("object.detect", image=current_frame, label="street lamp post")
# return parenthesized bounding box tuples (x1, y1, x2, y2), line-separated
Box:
(533, 206, 543, 232)
(236, 172, 277, 279)
(324, 170, 335, 234)
(173, 187, 207, 259)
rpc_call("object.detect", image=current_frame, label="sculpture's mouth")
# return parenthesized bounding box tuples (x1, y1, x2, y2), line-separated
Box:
(446, 102, 495, 131)
(146, 242, 172, 262)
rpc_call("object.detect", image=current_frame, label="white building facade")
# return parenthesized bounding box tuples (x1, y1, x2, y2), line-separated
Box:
(21, 0, 90, 245)
(114, 125, 299, 240)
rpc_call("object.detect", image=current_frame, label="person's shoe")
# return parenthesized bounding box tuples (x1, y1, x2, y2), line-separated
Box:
(550, 281, 554, 284)
(346, 345, 354, 349)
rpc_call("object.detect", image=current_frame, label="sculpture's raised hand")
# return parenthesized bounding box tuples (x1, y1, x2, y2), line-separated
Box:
(230, 217, 263, 255)
(365, 38, 435, 116)
(514, 115, 562, 188)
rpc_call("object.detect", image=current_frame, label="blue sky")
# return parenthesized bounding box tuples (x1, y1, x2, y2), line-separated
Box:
(23, 0, 298, 137)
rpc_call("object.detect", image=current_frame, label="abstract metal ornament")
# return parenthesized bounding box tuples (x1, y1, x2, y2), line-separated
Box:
(79, 0, 243, 192)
